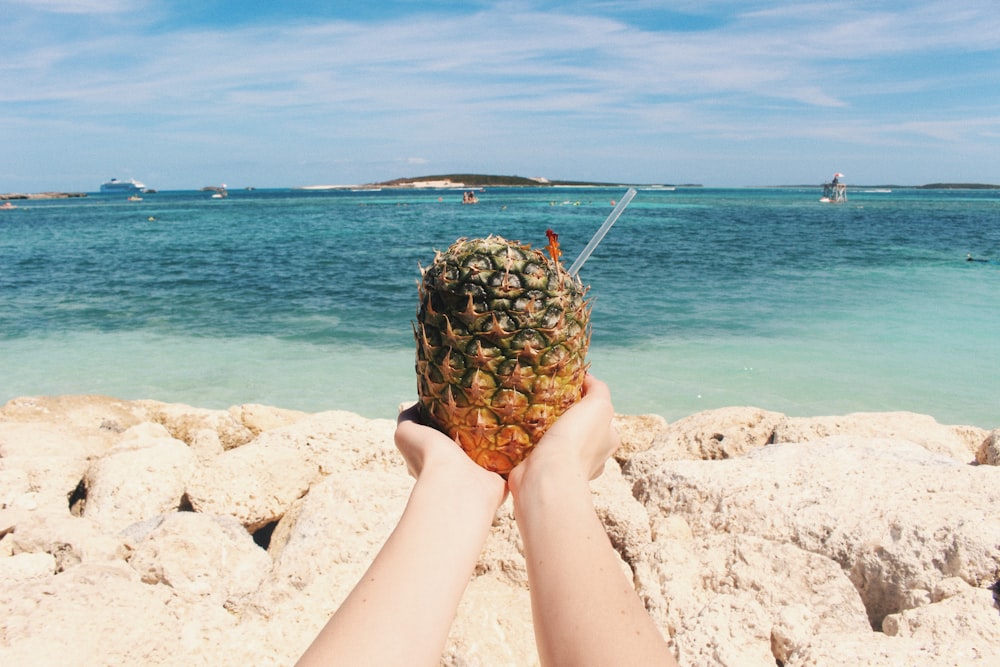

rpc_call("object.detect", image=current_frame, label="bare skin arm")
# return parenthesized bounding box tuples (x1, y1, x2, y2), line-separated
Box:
(295, 406, 507, 667)
(508, 375, 678, 667)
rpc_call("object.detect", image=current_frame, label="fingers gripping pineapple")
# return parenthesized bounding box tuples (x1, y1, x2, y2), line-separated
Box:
(414, 233, 591, 474)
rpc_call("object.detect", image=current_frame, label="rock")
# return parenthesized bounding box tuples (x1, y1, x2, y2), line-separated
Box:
(0, 395, 144, 513)
(2, 395, 998, 666)
(0, 395, 146, 443)
(246, 469, 416, 660)
(775, 412, 986, 463)
(126, 512, 271, 608)
(444, 574, 535, 665)
(882, 585, 1000, 643)
(185, 410, 397, 531)
(81, 423, 196, 532)
(591, 459, 655, 563)
(141, 400, 256, 452)
(776, 630, 993, 666)
(674, 592, 776, 666)
(6, 510, 128, 571)
(613, 412, 668, 459)
(625, 436, 1000, 632)
(228, 403, 309, 435)
(474, 500, 528, 587)
(0, 551, 56, 582)
(976, 429, 1000, 465)
(0, 467, 34, 511)
(647, 407, 786, 461)
(0, 560, 246, 666)
(265, 470, 411, 589)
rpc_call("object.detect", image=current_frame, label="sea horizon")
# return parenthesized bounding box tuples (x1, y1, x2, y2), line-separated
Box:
(5, 172, 1000, 199)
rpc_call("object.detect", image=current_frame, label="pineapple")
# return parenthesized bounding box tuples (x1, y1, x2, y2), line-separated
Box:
(414, 233, 591, 474)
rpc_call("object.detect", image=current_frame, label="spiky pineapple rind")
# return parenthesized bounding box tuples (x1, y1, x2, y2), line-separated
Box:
(415, 236, 591, 473)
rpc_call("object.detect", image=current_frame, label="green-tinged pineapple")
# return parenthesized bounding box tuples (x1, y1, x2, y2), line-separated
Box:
(414, 233, 591, 474)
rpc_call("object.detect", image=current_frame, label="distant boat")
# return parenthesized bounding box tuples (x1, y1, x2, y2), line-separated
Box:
(127, 195, 143, 202)
(202, 185, 228, 198)
(101, 178, 147, 194)
(820, 172, 847, 203)
(1, 201, 17, 210)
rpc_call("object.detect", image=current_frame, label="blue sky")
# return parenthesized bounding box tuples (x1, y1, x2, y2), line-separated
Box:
(3, 0, 999, 190)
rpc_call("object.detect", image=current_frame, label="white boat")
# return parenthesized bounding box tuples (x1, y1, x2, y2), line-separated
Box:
(202, 184, 228, 198)
(820, 173, 847, 203)
(101, 178, 147, 194)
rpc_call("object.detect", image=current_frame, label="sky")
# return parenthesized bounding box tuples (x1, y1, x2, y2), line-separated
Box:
(3, 0, 999, 191)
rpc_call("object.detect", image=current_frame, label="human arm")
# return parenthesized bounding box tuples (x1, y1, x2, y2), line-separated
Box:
(295, 405, 507, 667)
(508, 375, 677, 667)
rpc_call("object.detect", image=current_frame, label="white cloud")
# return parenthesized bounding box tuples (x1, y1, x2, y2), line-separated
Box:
(2, 1, 998, 188)
(4, 0, 138, 13)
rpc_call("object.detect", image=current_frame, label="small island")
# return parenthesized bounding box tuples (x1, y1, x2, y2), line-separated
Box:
(1, 192, 88, 201)
(368, 174, 699, 188)
(917, 183, 1000, 190)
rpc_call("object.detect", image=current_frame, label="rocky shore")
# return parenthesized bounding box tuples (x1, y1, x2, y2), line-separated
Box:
(1, 395, 997, 666)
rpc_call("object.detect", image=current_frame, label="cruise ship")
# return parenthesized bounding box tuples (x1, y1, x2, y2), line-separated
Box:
(100, 178, 147, 194)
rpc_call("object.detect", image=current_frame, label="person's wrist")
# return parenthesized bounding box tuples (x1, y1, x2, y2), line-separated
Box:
(418, 453, 506, 512)
(508, 448, 590, 504)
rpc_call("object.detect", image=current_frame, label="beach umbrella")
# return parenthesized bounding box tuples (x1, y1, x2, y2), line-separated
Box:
(834, 173, 844, 178)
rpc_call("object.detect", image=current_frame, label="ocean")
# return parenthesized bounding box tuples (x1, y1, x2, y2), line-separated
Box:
(2, 186, 998, 428)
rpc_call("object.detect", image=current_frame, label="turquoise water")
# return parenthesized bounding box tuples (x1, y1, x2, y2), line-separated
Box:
(2, 187, 998, 427)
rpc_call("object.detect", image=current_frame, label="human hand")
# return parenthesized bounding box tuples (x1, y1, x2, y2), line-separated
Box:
(395, 405, 508, 508)
(507, 374, 620, 496)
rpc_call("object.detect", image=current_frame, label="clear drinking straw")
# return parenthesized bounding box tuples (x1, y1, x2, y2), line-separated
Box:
(567, 187, 637, 276)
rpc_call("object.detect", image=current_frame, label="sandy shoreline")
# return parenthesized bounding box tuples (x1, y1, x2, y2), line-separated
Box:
(1, 393, 998, 665)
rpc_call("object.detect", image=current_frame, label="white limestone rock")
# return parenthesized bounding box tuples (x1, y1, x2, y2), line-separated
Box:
(626, 436, 1000, 633)
(0, 551, 56, 582)
(184, 410, 397, 531)
(227, 402, 309, 436)
(2, 395, 998, 667)
(774, 411, 986, 463)
(265, 470, 411, 589)
(613, 412, 669, 458)
(444, 574, 536, 666)
(474, 500, 528, 587)
(881, 584, 1000, 643)
(0, 395, 150, 514)
(647, 407, 786, 461)
(140, 401, 256, 451)
(81, 423, 196, 532)
(591, 458, 656, 564)
(6, 510, 128, 571)
(976, 428, 1000, 465)
(0, 422, 103, 514)
(126, 512, 271, 608)
(0, 560, 246, 666)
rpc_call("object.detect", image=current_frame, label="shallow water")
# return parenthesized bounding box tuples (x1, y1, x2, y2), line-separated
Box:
(2, 186, 998, 426)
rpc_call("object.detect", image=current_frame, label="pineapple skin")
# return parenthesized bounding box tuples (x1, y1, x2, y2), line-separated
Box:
(414, 236, 591, 474)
